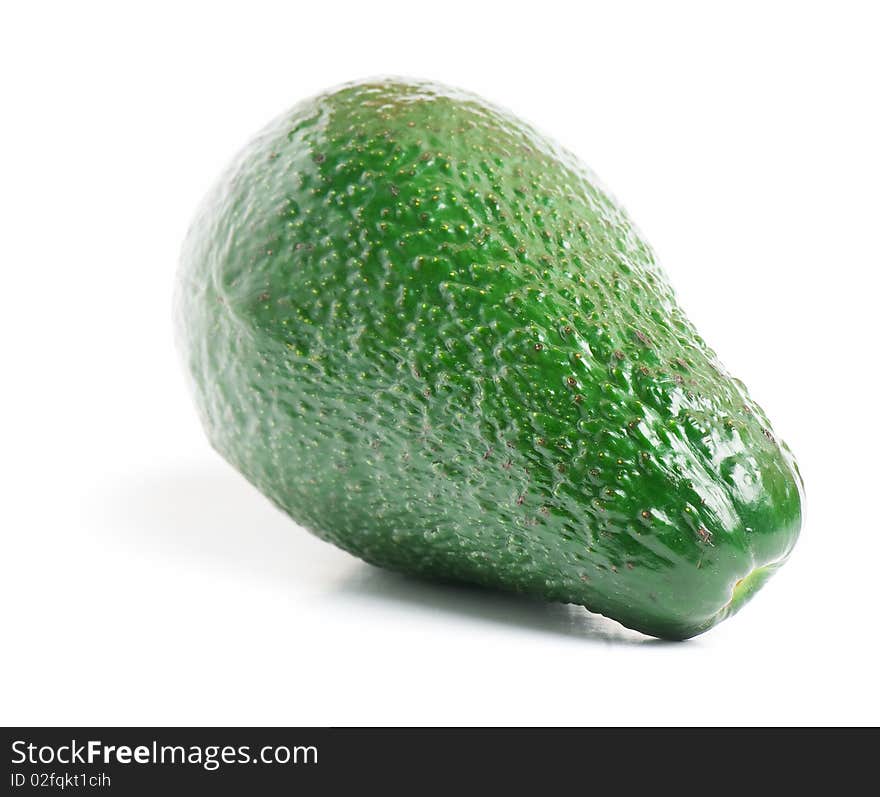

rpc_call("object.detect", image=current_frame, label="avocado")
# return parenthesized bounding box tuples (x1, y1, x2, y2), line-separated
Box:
(175, 78, 802, 640)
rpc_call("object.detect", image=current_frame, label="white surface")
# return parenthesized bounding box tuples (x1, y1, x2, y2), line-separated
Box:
(2, 2, 879, 726)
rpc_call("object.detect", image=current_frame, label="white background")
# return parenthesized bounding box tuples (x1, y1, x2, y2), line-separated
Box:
(2, 2, 878, 726)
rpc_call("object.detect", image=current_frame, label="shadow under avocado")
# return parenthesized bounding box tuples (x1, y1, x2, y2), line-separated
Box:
(102, 463, 675, 646)
(100, 463, 339, 585)
(332, 565, 670, 646)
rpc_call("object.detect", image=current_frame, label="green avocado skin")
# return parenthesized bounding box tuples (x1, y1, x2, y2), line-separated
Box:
(175, 79, 802, 640)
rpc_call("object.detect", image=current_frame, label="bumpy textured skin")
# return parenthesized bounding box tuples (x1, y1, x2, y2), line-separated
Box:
(175, 79, 803, 639)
